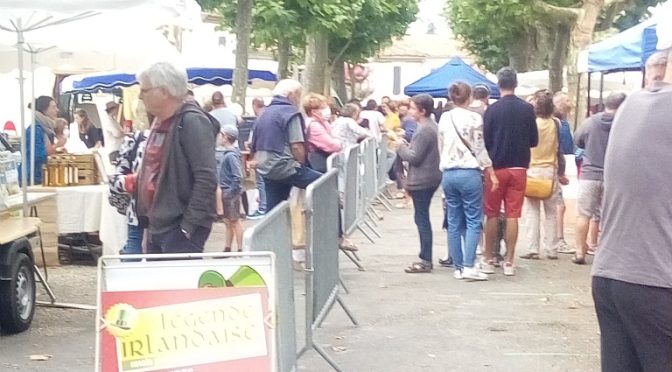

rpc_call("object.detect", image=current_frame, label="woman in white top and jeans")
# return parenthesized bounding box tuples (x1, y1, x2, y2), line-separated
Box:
(438, 82, 498, 280)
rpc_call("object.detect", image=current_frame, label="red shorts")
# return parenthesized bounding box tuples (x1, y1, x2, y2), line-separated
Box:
(484, 168, 527, 218)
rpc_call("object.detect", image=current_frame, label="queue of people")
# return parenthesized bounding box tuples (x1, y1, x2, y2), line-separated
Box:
(94, 56, 670, 372)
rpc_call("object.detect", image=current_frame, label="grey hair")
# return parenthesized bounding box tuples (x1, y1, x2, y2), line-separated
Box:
(339, 103, 360, 119)
(272, 79, 303, 97)
(137, 61, 189, 98)
(646, 51, 668, 68)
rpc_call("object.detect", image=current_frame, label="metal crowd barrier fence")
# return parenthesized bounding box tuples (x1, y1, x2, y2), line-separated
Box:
(243, 202, 297, 372)
(358, 138, 382, 240)
(342, 144, 361, 237)
(299, 170, 357, 372)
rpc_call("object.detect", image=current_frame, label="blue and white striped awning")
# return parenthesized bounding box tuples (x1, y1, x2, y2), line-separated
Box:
(61, 67, 278, 93)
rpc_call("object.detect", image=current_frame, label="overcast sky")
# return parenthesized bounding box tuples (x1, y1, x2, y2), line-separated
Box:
(407, 0, 452, 36)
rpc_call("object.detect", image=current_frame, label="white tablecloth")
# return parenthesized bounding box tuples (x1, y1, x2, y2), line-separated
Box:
(36, 185, 127, 255)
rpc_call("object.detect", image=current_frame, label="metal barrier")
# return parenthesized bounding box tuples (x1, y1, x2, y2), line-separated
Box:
(342, 145, 360, 236)
(243, 202, 297, 372)
(299, 170, 357, 372)
(359, 138, 382, 239)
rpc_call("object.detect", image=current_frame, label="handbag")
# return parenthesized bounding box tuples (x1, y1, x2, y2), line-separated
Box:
(525, 177, 554, 199)
(525, 118, 561, 200)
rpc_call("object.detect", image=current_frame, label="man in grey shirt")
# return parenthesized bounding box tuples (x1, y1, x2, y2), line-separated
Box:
(591, 50, 672, 372)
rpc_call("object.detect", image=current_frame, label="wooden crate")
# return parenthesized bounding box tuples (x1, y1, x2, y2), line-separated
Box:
(77, 169, 99, 185)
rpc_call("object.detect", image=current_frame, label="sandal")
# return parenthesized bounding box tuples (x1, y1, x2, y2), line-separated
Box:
(519, 253, 540, 260)
(586, 248, 596, 256)
(572, 255, 586, 265)
(394, 191, 406, 199)
(405, 262, 432, 273)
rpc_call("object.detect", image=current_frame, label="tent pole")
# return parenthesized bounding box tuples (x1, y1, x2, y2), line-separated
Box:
(30, 50, 36, 186)
(574, 73, 581, 131)
(16, 21, 29, 216)
(599, 72, 604, 111)
(586, 72, 592, 117)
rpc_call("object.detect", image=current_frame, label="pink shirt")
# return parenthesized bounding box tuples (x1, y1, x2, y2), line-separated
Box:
(305, 115, 342, 154)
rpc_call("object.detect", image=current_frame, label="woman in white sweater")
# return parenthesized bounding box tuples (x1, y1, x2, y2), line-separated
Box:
(438, 82, 498, 281)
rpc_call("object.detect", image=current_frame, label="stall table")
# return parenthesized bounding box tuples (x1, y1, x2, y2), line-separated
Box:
(27, 184, 126, 259)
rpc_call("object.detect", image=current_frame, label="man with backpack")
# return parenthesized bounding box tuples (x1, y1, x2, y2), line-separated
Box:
(135, 61, 219, 254)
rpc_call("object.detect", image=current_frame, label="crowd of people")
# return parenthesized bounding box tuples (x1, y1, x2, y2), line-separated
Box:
(25, 53, 666, 371)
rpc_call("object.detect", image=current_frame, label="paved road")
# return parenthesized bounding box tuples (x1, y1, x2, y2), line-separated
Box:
(0, 195, 600, 371)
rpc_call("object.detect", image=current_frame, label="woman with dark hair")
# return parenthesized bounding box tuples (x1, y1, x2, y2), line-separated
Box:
(75, 109, 103, 149)
(23, 95, 64, 184)
(397, 94, 442, 273)
(520, 89, 568, 260)
(438, 82, 498, 280)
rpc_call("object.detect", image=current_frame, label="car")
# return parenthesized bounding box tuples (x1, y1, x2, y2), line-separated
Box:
(0, 228, 39, 334)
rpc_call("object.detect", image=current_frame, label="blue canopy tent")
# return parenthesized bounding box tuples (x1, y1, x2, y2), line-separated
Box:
(404, 57, 500, 99)
(61, 67, 278, 93)
(586, 18, 658, 73)
(582, 17, 660, 118)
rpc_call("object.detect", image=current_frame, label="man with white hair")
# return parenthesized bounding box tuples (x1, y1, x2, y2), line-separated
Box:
(591, 49, 672, 371)
(135, 61, 219, 254)
(251, 79, 321, 211)
(644, 51, 667, 87)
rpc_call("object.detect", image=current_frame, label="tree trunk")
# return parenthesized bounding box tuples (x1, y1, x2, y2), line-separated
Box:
(508, 32, 531, 72)
(349, 63, 357, 99)
(277, 36, 290, 79)
(232, 0, 254, 106)
(567, 0, 604, 127)
(549, 23, 570, 93)
(332, 58, 348, 102)
(304, 31, 329, 94)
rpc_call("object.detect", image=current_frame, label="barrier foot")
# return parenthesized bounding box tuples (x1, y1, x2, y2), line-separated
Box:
(341, 250, 366, 271)
(337, 296, 359, 326)
(365, 209, 379, 227)
(364, 220, 382, 238)
(376, 194, 393, 211)
(339, 277, 350, 294)
(313, 343, 345, 372)
(356, 225, 376, 244)
(369, 205, 384, 221)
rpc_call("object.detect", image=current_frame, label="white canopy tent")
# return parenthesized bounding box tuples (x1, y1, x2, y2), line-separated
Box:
(0, 0, 200, 213)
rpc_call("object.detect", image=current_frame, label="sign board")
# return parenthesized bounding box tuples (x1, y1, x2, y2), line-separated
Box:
(96, 253, 276, 372)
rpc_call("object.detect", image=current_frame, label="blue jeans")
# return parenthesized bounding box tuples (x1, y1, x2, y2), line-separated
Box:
(256, 171, 267, 213)
(443, 169, 483, 269)
(264, 165, 323, 212)
(120, 224, 144, 262)
(410, 187, 438, 263)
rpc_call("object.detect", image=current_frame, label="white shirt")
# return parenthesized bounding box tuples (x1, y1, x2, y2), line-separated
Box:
(438, 107, 492, 171)
(358, 110, 385, 141)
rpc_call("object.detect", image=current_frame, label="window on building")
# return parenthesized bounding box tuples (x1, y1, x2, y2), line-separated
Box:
(393, 66, 401, 95)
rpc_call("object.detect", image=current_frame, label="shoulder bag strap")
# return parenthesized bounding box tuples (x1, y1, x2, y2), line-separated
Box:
(449, 112, 476, 159)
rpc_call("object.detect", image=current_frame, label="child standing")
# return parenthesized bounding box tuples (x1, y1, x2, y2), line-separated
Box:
(219, 125, 244, 253)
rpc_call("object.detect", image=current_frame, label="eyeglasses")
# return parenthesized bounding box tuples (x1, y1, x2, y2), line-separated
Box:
(140, 86, 159, 94)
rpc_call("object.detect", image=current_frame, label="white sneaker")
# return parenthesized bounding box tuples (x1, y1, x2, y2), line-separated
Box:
(479, 259, 495, 274)
(463, 267, 488, 281)
(556, 239, 576, 254)
(453, 270, 463, 280)
(503, 262, 516, 276)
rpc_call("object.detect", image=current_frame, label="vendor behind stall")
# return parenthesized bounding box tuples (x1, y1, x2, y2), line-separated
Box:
(75, 109, 103, 149)
(21, 96, 65, 185)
